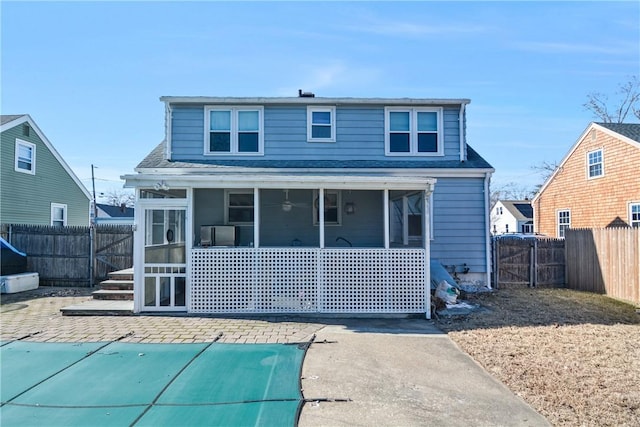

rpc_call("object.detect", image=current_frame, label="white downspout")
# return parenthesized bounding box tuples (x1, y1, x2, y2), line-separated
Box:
(484, 172, 493, 289)
(459, 103, 466, 162)
(165, 102, 173, 160)
(423, 188, 432, 320)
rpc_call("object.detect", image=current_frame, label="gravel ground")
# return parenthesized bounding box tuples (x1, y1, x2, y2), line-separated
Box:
(436, 285, 640, 427)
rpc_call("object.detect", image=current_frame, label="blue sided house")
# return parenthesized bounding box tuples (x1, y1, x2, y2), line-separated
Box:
(122, 93, 494, 317)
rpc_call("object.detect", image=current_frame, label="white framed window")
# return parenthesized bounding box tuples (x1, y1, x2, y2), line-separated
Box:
(629, 202, 640, 228)
(204, 106, 264, 155)
(313, 190, 341, 225)
(587, 149, 603, 178)
(145, 209, 185, 246)
(307, 106, 336, 142)
(15, 139, 36, 174)
(557, 209, 571, 238)
(385, 107, 443, 156)
(51, 203, 67, 227)
(522, 223, 534, 233)
(225, 190, 254, 224)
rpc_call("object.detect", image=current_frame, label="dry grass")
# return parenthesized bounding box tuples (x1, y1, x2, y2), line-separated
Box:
(436, 286, 640, 427)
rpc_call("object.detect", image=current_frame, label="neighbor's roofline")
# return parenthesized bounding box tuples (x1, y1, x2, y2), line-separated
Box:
(532, 122, 640, 203)
(160, 96, 471, 106)
(0, 114, 92, 201)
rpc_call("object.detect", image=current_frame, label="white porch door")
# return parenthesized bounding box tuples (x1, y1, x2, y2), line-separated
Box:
(141, 206, 187, 311)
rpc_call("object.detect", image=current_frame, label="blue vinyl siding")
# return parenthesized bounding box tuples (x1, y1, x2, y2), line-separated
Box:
(171, 105, 462, 162)
(431, 177, 488, 273)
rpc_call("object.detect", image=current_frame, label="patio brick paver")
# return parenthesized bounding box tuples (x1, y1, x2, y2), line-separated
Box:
(0, 288, 325, 344)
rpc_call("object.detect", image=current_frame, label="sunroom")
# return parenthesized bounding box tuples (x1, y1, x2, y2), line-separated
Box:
(125, 173, 436, 318)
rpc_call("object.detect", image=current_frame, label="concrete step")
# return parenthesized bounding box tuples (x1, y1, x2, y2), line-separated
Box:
(108, 268, 134, 281)
(61, 299, 133, 316)
(99, 279, 134, 291)
(92, 289, 134, 301)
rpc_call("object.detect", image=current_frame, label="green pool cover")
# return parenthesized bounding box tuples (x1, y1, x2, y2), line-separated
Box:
(0, 340, 309, 426)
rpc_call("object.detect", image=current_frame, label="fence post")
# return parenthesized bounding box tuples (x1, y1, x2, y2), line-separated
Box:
(89, 225, 95, 286)
(493, 238, 499, 289)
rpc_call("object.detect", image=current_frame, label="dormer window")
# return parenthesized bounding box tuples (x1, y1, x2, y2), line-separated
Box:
(385, 107, 443, 156)
(307, 106, 336, 142)
(204, 107, 264, 155)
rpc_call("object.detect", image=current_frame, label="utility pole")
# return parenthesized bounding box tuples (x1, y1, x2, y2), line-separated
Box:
(90, 164, 97, 286)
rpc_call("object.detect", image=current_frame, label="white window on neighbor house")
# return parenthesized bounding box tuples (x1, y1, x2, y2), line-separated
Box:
(522, 223, 534, 233)
(587, 149, 603, 178)
(51, 203, 67, 227)
(313, 190, 341, 226)
(307, 106, 336, 142)
(385, 107, 443, 156)
(15, 139, 36, 174)
(225, 190, 254, 224)
(204, 107, 264, 155)
(557, 209, 571, 238)
(630, 203, 640, 228)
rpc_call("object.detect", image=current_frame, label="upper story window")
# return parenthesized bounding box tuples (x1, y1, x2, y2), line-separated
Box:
(630, 203, 640, 228)
(557, 209, 570, 238)
(587, 149, 603, 178)
(15, 139, 36, 174)
(204, 107, 264, 155)
(385, 107, 443, 156)
(51, 203, 67, 227)
(307, 106, 336, 142)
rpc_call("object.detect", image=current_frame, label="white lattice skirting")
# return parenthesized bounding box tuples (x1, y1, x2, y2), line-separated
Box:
(190, 248, 427, 314)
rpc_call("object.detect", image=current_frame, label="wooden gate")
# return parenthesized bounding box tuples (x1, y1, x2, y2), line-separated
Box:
(93, 225, 134, 282)
(492, 237, 565, 288)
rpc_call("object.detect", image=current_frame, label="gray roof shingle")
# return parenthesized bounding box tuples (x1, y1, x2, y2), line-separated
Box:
(597, 122, 640, 143)
(137, 142, 493, 171)
(0, 115, 26, 126)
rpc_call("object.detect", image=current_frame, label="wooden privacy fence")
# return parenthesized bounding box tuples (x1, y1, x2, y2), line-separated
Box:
(492, 237, 565, 288)
(1, 224, 133, 287)
(565, 228, 640, 305)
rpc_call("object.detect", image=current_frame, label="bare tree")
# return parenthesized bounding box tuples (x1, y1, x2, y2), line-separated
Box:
(490, 182, 536, 209)
(101, 188, 135, 207)
(583, 75, 640, 123)
(531, 160, 559, 191)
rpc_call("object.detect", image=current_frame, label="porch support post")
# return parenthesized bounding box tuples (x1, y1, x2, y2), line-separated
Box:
(402, 196, 409, 246)
(253, 187, 260, 248)
(423, 190, 431, 319)
(383, 189, 390, 249)
(319, 188, 325, 248)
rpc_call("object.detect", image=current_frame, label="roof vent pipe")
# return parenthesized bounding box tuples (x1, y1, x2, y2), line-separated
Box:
(298, 89, 315, 98)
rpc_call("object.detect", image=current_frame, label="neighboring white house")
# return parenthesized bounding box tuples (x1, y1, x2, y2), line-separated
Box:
(95, 203, 134, 225)
(491, 200, 533, 235)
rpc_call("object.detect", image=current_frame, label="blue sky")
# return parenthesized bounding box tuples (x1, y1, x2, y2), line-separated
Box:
(2, 1, 638, 201)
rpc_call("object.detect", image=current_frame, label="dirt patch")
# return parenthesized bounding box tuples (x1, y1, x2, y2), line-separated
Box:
(436, 286, 640, 427)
